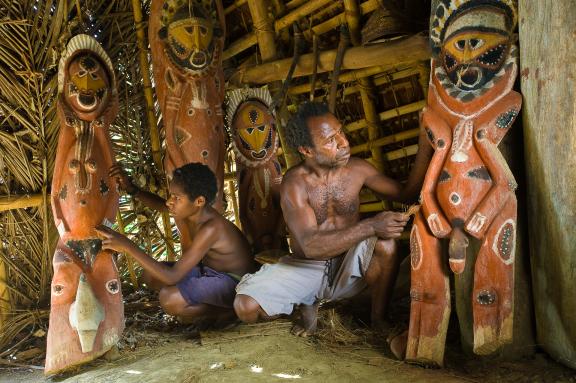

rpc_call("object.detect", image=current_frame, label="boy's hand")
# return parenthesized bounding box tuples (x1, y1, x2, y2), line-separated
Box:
(96, 225, 134, 253)
(109, 164, 138, 195)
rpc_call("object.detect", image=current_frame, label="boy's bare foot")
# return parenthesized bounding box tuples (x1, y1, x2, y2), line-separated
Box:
(291, 303, 319, 337)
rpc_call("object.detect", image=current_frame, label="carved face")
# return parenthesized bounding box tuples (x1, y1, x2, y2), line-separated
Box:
(441, 28, 510, 91)
(45, 245, 123, 375)
(233, 101, 276, 162)
(65, 54, 110, 117)
(160, 2, 218, 71)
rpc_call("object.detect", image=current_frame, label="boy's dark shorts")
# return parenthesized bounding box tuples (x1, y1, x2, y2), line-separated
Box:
(176, 265, 239, 308)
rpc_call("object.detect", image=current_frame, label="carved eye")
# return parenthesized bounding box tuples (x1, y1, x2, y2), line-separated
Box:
(69, 159, 80, 173)
(199, 26, 208, 36)
(470, 39, 484, 50)
(106, 279, 120, 294)
(455, 40, 466, 50)
(246, 128, 255, 135)
(53, 284, 65, 296)
(257, 125, 266, 132)
(77, 69, 87, 77)
(85, 159, 97, 173)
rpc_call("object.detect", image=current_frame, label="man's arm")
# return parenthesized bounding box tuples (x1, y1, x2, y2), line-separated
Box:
(97, 224, 216, 285)
(109, 164, 168, 212)
(362, 126, 433, 203)
(281, 178, 407, 260)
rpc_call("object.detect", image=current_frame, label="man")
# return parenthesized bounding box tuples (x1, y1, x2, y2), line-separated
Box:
(234, 102, 432, 347)
(96, 163, 255, 323)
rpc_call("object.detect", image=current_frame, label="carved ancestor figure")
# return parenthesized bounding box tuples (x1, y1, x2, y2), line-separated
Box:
(406, 0, 520, 366)
(149, 0, 226, 209)
(45, 35, 123, 375)
(227, 88, 284, 253)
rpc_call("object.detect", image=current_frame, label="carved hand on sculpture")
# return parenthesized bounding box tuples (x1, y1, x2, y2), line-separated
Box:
(420, 194, 451, 238)
(96, 225, 135, 254)
(371, 211, 410, 239)
(109, 164, 137, 195)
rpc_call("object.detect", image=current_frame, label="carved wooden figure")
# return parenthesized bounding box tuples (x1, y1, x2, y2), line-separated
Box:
(407, 0, 520, 366)
(227, 88, 284, 253)
(149, 0, 226, 209)
(45, 35, 123, 376)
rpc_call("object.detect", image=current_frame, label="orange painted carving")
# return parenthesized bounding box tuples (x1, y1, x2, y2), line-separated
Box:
(407, 0, 520, 366)
(45, 35, 123, 376)
(227, 88, 284, 253)
(149, 0, 227, 209)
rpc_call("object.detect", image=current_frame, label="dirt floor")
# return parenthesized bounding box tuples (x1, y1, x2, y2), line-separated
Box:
(0, 298, 575, 383)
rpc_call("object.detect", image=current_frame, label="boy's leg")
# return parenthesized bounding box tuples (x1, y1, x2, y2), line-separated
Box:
(159, 286, 235, 324)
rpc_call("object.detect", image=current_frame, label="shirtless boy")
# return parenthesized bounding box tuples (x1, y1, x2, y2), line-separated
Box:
(234, 102, 432, 347)
(96, 163, 254, 322)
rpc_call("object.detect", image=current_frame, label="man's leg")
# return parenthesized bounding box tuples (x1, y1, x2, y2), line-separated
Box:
(233, 294, 278, 323)
(159, 286, 235, 324)
(364, 238, 400, 329)
(290, 302, 319, 337)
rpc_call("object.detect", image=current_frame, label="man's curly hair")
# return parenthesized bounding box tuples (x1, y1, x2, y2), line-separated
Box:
(172, 163, 217, 205)
(286, 101, 330, 150)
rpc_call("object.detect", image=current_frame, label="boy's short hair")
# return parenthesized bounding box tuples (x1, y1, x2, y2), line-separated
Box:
(172, 163, 217, 205)
(286, 101, 331, 150)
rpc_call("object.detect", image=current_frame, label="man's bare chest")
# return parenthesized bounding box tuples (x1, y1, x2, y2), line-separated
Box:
(307, 179, 360, 226)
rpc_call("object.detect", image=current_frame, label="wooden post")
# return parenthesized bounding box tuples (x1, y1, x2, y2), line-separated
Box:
(131, 0, 175, 260)
(225, 160, 241, 229)
(520, 0, 575, 368)
(0, 194, 44, 211)
(344, 0, 384, 171)
(116, 212, 139, 288)
(0, 259, 10, 332)
(230, 34, 431, 85)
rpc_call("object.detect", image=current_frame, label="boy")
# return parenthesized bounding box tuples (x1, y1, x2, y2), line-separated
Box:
(97, 163, 254, 323)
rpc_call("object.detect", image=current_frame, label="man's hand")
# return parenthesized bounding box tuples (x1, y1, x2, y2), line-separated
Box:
(370, 211, 409, 239)
(96, 225, 135, 253)
(109, 164, 138, 195)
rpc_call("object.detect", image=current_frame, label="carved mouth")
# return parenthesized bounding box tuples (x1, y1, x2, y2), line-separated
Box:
(190, 51, 207, 68)
(251, 150, 267, 159)
(457, 66, 482, 89)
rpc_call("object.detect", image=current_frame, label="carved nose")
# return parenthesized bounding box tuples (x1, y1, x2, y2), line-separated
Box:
(68, 273, 104, 353)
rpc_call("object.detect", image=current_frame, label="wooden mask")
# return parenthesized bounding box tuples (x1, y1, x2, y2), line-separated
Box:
(46, 34, 123, 376)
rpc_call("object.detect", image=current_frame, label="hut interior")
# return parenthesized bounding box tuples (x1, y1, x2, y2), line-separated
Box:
(0, 0, 574, 381)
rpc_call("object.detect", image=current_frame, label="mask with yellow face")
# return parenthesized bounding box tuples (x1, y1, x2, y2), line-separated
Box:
(159, 0, 221, 72)
(65, 54, 110, 116)
(232, 101, 278, 165)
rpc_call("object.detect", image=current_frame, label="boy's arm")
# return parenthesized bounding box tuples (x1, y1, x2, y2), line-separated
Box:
(96, 224, 215, 285)
(109, 164, 168, 212)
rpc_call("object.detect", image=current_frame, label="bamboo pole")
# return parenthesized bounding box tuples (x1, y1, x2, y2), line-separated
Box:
(285, 0, 307, 10)
(417, 62, 431, 98)
(116, 212, 139, 288)
(224, 0, 248, 15)
(385, 144, 418, 161)
(344, 100, 426, 133)
(224, 160, 241, 229)
(303, 0, 381, 39)
(131, 0, 175, 261)
(344, 0, 384, 171)
(288, 64, 418, 96)
(230, 34, 431, 85)
(0, 194, 43, 211)
(343, 68, 421, 96)
(0, 259, 10, 332)
(224, 0, 335, 60)
(350, 128, 420, 155)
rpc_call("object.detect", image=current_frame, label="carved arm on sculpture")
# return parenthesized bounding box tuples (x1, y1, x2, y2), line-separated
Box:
(465, 128, 517, 239)
(420, 109, 452, 238)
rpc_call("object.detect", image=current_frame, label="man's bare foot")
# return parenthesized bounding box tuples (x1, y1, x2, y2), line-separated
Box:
(291, 303, 319, 337)
(387, 328, 408, 360)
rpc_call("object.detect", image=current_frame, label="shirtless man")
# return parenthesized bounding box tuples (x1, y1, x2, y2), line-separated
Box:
(96, 163, 255, 323)
(234, 102, 432, 343)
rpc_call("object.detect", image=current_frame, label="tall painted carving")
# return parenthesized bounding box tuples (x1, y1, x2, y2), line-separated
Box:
(149, 0, 226, 209)
(46, 35, 123, 375)
(226, 88, 284, 253)
(407, 0, 520, 366)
